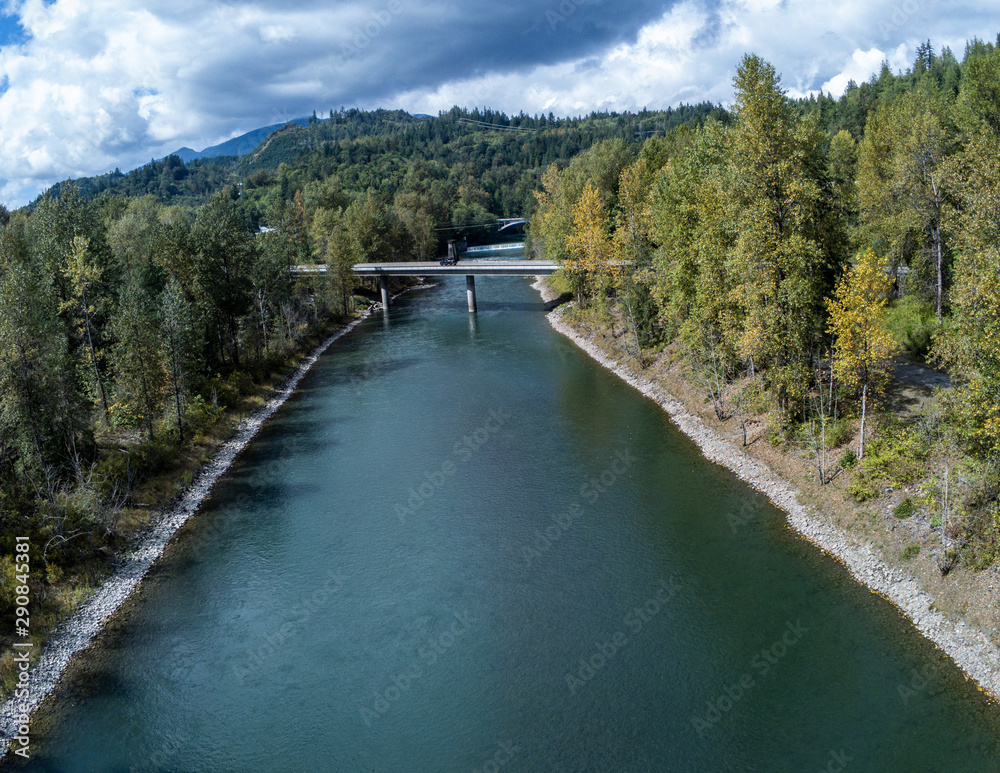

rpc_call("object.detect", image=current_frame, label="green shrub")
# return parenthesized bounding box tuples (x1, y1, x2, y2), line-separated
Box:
(884, 295, 938, 359)
(200, 375, 239, 410)
(849, 424, 929, 502)
(91, 438, 171, 508)
(227, 370, 254, 398)
(840, 449, 858, 469)
(93, 449, 137, 502)
(850, 476, 879, 502)
(0, 556, 21, 612)
(827, 419, 853, 448)
(185, 394, 220, 434)
(743, 382, 771, 414)
(902, 544, 921, 560)
(765, 418, 786, 447)
(893, 498, 915, 519)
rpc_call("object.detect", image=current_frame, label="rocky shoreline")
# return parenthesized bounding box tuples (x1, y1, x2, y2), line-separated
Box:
(0, 309, 372, 757)
(532, 278, 1000, 701)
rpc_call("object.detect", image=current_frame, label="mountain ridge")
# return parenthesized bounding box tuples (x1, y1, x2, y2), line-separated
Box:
(167, 116, 316, 162)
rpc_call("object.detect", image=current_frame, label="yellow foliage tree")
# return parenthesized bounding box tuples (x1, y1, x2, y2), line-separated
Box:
(566, 183, 613, 306)
(826, 248, 895, 459)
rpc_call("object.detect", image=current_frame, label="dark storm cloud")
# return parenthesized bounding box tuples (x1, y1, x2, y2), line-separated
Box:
(179, 0, 683, 123)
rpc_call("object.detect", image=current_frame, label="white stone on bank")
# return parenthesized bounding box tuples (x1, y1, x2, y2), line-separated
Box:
(540, 298, 1000, 702)
(0, 309, 373, 757)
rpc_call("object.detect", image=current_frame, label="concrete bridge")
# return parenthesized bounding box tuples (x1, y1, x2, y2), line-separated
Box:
(356, 260, 557, 312)
(497, 218, 528, 232)
(291, 259, 558, 312)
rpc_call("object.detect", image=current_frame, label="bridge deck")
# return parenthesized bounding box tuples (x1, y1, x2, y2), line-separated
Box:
(292, 260, 559, 277)
(355, 260, 558, 276)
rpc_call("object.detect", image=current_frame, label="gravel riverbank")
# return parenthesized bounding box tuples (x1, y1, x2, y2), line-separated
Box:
(533, 278, 1000, 701)
(0, 310, 372, 758)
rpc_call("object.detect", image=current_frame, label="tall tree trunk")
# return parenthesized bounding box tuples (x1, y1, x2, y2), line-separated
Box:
(934, 222, 944, 324)
(170, 342, 184, 443)
(139, 365, 154, 440)
(623, 292, 642, 366)
(228, 311, 241, 368)
(16, 340, 46, 465)
(858, 381, 868, 461)
(81, 289, 110, 425)
(932, 178, 944, 324)
(257, 289, 269, 353)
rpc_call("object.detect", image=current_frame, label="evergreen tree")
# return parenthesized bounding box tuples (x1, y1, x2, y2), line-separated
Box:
(191, 192, 257, 368)
(0, 225, 79, 478)
(61, 236, 111, 424)
(160, 278, 196, 442)
(112, 278, 164, 438)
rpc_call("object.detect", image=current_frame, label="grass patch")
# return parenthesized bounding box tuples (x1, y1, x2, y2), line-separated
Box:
(543, 272, 574, 298)
(902, 544, 921, 560)
(893, 498, 915, 519)
(884, 296, 938, 360)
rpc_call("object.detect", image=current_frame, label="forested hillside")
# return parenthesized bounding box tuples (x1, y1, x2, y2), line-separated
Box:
(39, 104, 726, 232)
(531, 36, 1000, 571)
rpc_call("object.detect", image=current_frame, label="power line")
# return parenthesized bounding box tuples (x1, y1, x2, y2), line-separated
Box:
(457, 119, 536, 133)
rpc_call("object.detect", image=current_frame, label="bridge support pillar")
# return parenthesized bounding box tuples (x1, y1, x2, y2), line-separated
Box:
(380, 275, 390, 309)
(466, 275, 477, 313)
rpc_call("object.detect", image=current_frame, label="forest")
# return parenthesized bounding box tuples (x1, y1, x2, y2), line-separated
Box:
(531, 37, 1000, 572)
(1, 34, 999, 692)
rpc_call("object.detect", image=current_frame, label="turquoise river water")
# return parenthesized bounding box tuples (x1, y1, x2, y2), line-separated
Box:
(13, 255, 1000, 771)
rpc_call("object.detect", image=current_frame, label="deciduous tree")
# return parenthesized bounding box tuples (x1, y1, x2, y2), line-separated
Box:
(191, 192, 256, 368)
(827, 248, 895, 460)
(160, 278, 196, 441)
(566, 183, 613, 306)
(726, 55, 834, 409)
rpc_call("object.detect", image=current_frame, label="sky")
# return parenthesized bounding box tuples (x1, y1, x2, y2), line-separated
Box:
(0, 0, 998, 207)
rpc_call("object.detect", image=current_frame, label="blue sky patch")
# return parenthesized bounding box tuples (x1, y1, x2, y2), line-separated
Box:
(0, 10, 27, 48)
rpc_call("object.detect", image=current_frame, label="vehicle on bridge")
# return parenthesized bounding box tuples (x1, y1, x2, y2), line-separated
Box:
(440, 239, 460, 266)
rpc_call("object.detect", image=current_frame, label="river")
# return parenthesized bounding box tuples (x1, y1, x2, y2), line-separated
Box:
(16, 255, 1000, 771)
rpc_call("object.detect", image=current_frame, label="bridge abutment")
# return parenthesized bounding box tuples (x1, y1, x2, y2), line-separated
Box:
(380, 276, 390, 309)
(466, 275, 477, 313)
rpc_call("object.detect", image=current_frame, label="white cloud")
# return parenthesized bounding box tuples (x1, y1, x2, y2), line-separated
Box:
(0, 0, 371, 204)
(392, 0, 998, 114)
(821, 45, 910, 96)
(0, 0, 998, 207)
